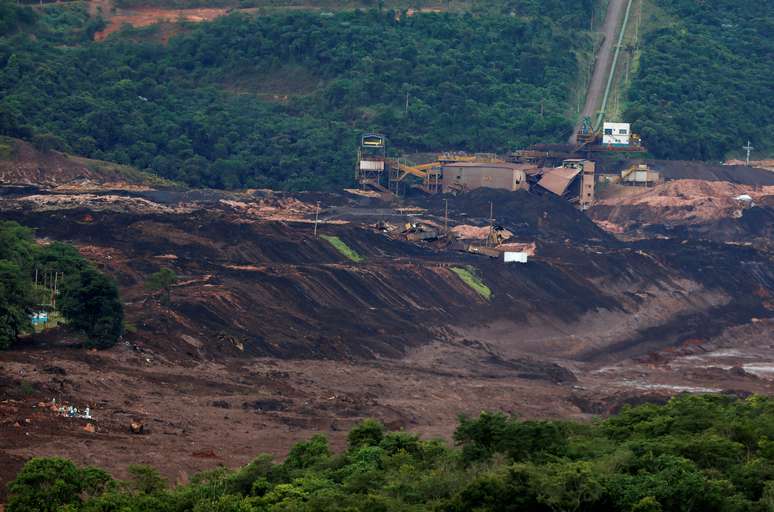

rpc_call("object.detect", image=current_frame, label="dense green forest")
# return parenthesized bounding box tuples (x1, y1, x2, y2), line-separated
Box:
(0, 221, 123, 349)
(626, 0, 774, 161)
(8, 395, 774, 511)
(112, 0, 589, 13)
(0, 1, 593, 190)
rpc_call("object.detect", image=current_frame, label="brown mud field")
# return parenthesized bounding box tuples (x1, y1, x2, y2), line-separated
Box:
(2, 179, 774, 499)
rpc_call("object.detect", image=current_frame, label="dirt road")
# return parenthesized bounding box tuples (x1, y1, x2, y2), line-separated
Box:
(569, 0, 629, 143)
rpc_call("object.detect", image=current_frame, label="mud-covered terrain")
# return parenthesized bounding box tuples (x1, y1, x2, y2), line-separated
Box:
(591, 178, 774, 250)
(2, 155, 774, 496)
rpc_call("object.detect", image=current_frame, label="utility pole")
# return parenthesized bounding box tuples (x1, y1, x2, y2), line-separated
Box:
(487, 201, 494, 247)
(313, 201, 320, 238)
(405, 91, 409, 114)
(743, 140, 754, 166)
(52, 272, 58, 309)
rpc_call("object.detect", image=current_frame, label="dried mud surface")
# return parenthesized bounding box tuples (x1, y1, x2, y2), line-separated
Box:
(2, 179, 774, 499)
(591, 179, 774, 250)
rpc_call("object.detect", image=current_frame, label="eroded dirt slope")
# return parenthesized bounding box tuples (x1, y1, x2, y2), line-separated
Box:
(1, 184, 773, 499)
(591, 179, 774, 251)
(0, 138, 169, 191)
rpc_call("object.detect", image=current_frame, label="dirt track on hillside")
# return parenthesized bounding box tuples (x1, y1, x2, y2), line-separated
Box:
(570, 0, 628, 143)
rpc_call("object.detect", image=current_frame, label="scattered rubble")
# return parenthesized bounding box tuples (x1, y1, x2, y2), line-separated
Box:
(1, 171, 773, 499)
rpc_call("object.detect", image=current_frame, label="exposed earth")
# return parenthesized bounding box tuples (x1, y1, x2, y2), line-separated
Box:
(1, 139, 774, 499)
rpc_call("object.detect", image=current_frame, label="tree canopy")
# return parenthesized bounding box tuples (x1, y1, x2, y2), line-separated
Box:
(625, 0, 774, 161)
(8, 394, 774, 511)
(0, 220, 123, 349)
(145, 267, 177, 305)
(0, 1, 594, 190)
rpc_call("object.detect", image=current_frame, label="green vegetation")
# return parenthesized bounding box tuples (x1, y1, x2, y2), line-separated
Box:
(68, 155, 179, 187)
(320, 235, 364, 262)
(145, 267, 178, 305)
(450, 265, 491, 299)
(0, 135, 16, 159)
(626, 0, 773, 160)
(18, 380, 36, 397)
(0, 0, 594, 190)
(114, 0, 463, 9)
(9, 395, 774, 511)
(0, 221, 123, 349)
(0, 1, 36, 37)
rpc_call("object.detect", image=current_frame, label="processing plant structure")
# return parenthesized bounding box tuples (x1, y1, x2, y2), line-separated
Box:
(355, 132, 613, 210)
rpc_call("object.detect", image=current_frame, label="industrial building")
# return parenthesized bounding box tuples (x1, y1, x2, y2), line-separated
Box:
(355, 134, 604, 209)
(535, 159, 596, 209)
(602, 122, 631, 146)
(598, 163, 662, 188)
(620, 164, 661, 185)
(355, 133, 387, 192)
(441, 162, 531, 194)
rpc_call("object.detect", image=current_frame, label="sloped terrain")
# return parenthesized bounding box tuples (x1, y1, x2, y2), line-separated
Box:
(1, 183, 773, 497)
(591, 179, 774, 252)
(0, 138, 173, 190)
(4, 187, 771, 363)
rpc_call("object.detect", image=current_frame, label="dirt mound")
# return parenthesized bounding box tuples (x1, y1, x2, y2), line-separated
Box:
(0, 138, 163, 190)
(424, 189, 612, 243)
(5, 187, 772, 367)
(595, 179, 774, 223)
(591, 180, 774, 245)
(725, 159, 774, 172)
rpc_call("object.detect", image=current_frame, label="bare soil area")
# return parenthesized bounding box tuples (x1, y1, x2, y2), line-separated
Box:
(95, 6, 231, 41)
(591, 178, 774, 250)
(1, 177, 773, 499)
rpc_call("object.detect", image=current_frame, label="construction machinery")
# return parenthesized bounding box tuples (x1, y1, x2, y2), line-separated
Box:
(387, 159, 443, 195)
(513, 117, 645, 168)
(386, 152, 507, 195)
(401, 222, 440, 241)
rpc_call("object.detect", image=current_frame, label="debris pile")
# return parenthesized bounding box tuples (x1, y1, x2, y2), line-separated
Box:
(51, 399, 93, 420)
(426, 188, 611, 243)
(596, 180, 774, 223)
(451, 224, 512, 241)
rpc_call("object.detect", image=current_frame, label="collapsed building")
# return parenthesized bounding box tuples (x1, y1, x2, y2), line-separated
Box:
(441, 162, 531, 193)
(355, 134, 598, 209)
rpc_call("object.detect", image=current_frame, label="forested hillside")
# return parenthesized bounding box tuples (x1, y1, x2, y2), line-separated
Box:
(626, 0, 773, 161)
(8, 395, 774, 511)
(0, 1, 593, 190)
(0, 221, 123, 349)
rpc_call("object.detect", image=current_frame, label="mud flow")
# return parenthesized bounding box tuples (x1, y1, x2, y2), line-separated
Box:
(2, 154, 774, 496)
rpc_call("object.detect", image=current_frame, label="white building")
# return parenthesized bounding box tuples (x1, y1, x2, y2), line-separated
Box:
(602, 122, 631, 146)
